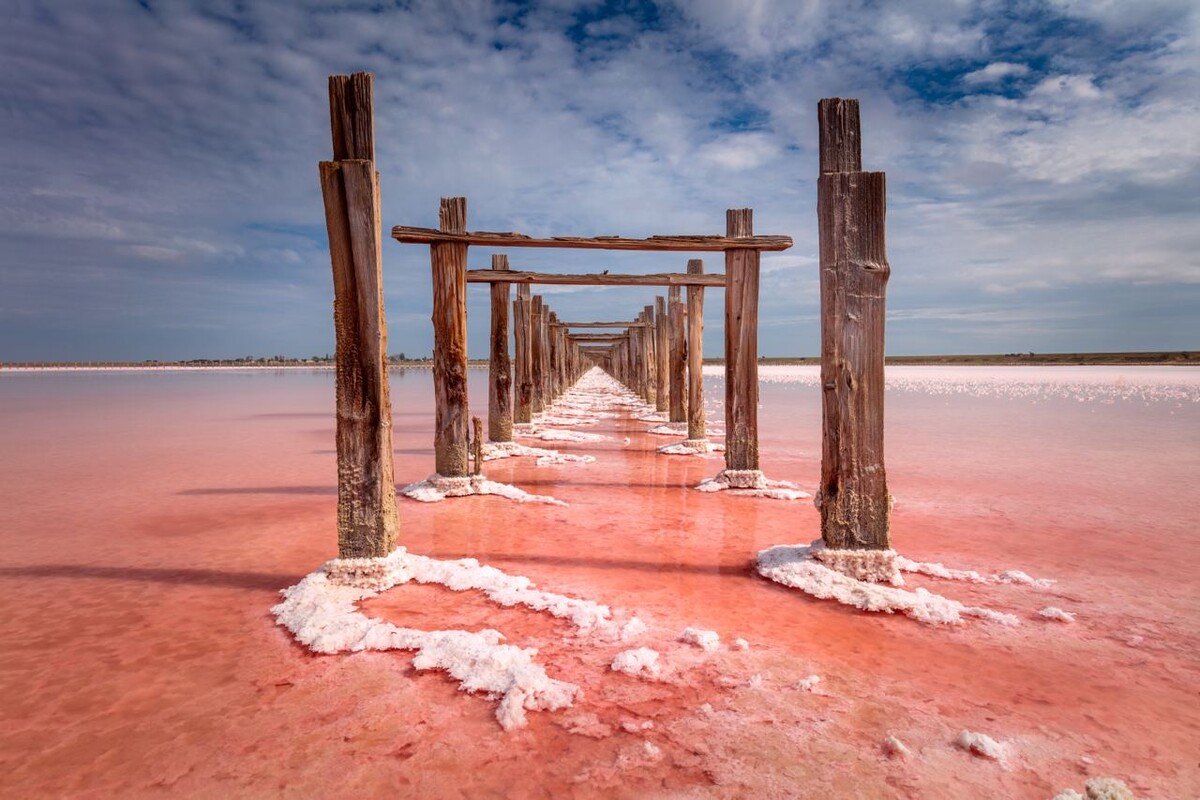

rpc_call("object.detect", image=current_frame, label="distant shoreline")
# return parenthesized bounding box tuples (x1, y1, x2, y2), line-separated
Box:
(2, 351, 1196, 370)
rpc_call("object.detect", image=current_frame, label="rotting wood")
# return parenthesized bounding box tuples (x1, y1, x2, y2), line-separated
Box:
(817, 98, 891, 550)
(513, 284, 532, 424)
(668, 285, 688, 423)
(488, 254, 512, 442)
(319, 71, 397, 560)
(393, 227, 793, 252)
(431, 197, 470, 476)
(465, 270, 725, 287)
(655, 296, 669, 412)
(724, 208, 760, 472)
(686, 259, 707, 441)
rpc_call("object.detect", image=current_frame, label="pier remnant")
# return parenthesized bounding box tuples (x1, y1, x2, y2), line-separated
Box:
(431, 197, 471, 477)
(686, 259, 707, 445)
(816, 98, 892, 555)
(668, 285, 687, 423)
(723, 208, 761, 482)
(488, 255, 513, 442)
(318, 72, 398, 559)
(513, 284, 533, 423)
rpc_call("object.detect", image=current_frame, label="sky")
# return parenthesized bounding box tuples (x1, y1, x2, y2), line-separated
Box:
(1, 0, 1197, 361)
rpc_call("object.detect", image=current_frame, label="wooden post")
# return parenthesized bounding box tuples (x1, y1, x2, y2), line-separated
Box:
(668, 285, 687, 423)
(817, 98, 891, 550)
(654, 296, 668, 412)
(488, 254, 512, 442)
(686, 259, 707, 442)
(472, 416, 484, 475)
(319, 72, 398, 560)
(513, 284, 532, 423)
(431, 196, 470, 477)
(724, 208, 760, 474)
(531, 295, 545, 413)
(642, 305, 657, 407)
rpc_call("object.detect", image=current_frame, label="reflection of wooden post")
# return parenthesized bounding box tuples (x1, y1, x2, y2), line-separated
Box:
(724, 208, 759, 473)
(654, 296, 668, 412)
(668, 285, 687, 423)
(513, 284, 532, 423)
(488, 255, 512, 442)
(531, 295, 545, 413)
(817, 98, 891, 550)
(686, 259, 707, 442)
(432, 196, 470, 477)
(319, 72, 398, 559)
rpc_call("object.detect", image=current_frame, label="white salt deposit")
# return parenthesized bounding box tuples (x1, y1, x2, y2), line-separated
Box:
(482, 441, 592, 467)
(657, 439, 725, 456)
(696, 469, 809, 501)
(610, 647, 662, 679)
(270, 547, 639, 730)
(647, 423, 689, 436)
(518, 428, 609, 443)
(955, 730, 1005, 760)
(621, 720, 654, 733)
(619, 617, 648, 641)
(895, 556, 1054, 588)
(795, 674, 821, 692)
(401, 474, 566, 506)
(534, 453, 597, 467)
(615, 740, 663, 770)
(883, 735, 911, 758)
(1058, 777, 1134, 800)
(757, 542, 1020, 626)
(679, 627, 721, 651)
(733, 638, 750, 651)
(1039, 606, 1077, 622)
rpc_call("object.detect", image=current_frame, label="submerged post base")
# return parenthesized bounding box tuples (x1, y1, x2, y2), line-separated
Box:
(811, 542, 900, 585)
(723, 469, 766, 489)
(324, 549, 406, 589)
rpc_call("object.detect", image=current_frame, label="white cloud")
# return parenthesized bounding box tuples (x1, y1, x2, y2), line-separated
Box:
(962, 62, 1030, 85)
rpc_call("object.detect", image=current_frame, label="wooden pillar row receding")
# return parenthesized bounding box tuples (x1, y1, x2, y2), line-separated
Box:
(817, 98, 891, 550)
(319, 72, 398, 559)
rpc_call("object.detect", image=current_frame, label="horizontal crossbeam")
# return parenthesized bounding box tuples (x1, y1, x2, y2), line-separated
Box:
(392, 226, 792, 252)
(465, 270, 725, 287)
(551, 321, 648, 328)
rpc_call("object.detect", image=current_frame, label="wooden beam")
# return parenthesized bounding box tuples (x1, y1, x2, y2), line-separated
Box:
(566, 333, 630, 341)
(431, 197, 470, 476)
(668, 285, 687, 423)
(550, 321, 648, 328)
(817, 98, 891, 551)
(319, 71, 397, 560)
(393, 227, 792, 252)
(465, 270, 725, 287)
(488, 254, 512, 442)
(687, 259, 707, 441)
(725, 208, 760, 472)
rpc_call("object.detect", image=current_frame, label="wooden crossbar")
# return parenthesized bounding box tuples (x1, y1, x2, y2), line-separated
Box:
(566, 333, 629, 341)
(550, 321, 647, 328)
(393, 226, 792, 252)
(465, 270, 725, 287)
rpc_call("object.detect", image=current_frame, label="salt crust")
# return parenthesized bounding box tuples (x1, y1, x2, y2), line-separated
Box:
(1052, 778, 1136, 800)
(757, 542, 1020, 626)
(481, 441, 593, 467)
(610, 647, 662, 679)
(883, 735, 911, 758)
(955, 730, 1005, 760)
(795, 674, 821, 692)
(518, 428, 608, 443)
(1039, 606, 1077, 622)
(401, 474, 566, 505)
(696, 469, 809, 501)
(657, 439, 725, 457)
(273, 548, 640, 730)
(647, 423, 689, 436)
(896, 556, 1054, 588)
(679, 627, 721, 651)
(814, 546, 902, 584)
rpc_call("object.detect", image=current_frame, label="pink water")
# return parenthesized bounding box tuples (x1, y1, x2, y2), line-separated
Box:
(1, 367, 1197, 798)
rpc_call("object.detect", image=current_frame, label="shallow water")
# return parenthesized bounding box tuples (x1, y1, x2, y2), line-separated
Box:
(1, 366, 1197, 798)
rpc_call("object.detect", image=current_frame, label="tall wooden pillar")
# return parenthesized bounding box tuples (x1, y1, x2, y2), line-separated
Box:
(662, 298, 672, 417)
(531, 295, 545, 413)
(488, 254, 512, 442)
(319, 72, 398, 559)
(431, 196, 470, 477)
(686, 259, 707, 442)
(724, 208, 760, 472)
(547, 311, 560, 402)
(668, 285, 687, 423)
(643, 305, 657, 407)
(513, 284, 532, 423)
(817, 98, 891, 550)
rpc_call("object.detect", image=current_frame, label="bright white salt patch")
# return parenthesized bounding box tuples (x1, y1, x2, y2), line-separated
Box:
(757, 543, 1020, 626)
(679, 627, 721, 651)
(272, 548, 621, 729)
(615, 740, 663, 770)
(696, 469, 809, 501)
(619, 617, 648, 641)
(955, 730, 1005, 760)
(1039, 606, 1077, 622)
(657, 440, 725, 457)
(534, 452, 597, 467)
(621, 720, 654, 733)
(733, 638, 750, 651)
(795, 674, 821, 692)
(519, 428, 608, 443)
(401, 474, 566, 506)
(483, 441, 593, 468)
(647, 423, 689, 436)
(611, 647, 662, 679)
(895, 556, 1053, 587)
(883, 735, 911, 758)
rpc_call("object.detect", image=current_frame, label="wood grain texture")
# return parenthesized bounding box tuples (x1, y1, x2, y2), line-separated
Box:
(465, 270, 725, 287)
(328, 73, 374, 162)
(817, 169, 891, 549)
(488, 254, 512, 442)
(431, 197, 470, 476)
(668, 285, 688, 423)
(393, 227, 792, 252)
(642, 305, 657, 407)
(566, 333, 630, 341)
(724, 208, 760, 471)
(686, 259, 707, 441)
(531, 295, 545, 413)
(319, 157, 397, 559)
(818, 98, 862, 175)
(512, 284, 532, 423)
(654, 296, 669, 412)
(551, 321, 648, 328)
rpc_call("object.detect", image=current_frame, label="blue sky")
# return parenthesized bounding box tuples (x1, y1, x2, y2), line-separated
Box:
(1, 0, 1196, 360)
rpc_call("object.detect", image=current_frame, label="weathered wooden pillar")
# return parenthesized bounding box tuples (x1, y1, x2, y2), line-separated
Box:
(513, 284, 532, 423)
(531, 295, 545, 413)
(431, 196, 470, 477)
(654, 296, 669, 412)
(686, 259, 707, 443)
(488, 254, 512, 442)
(817, 98, 891, 551)
(724, 208, 760, 474)
(547, 311, 560, 402)
(642, 305, 657, 407)
(668, 285, 687, 423)
(319, 72, 398, 559)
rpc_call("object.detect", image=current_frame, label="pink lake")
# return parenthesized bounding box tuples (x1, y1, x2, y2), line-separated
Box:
(1, 365, 1197, 798)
